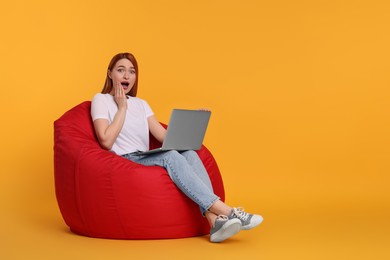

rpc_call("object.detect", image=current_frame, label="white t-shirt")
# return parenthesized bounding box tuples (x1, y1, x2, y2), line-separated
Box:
(91, 93, 154, 155)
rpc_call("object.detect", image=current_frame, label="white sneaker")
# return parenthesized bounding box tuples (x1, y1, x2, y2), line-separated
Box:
(229, 207, 263, 230)
(210, 215, 241, 243)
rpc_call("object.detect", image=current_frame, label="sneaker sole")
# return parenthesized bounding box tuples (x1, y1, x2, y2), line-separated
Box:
(210, 219, 241, 243)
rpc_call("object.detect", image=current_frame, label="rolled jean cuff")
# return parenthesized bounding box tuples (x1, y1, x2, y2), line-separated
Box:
(201, 196, 220, 216)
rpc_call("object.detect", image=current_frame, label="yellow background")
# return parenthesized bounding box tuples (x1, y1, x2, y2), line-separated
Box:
(1, 0, 389, 259)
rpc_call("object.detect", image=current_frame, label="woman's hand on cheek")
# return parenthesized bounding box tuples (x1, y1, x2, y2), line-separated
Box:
(114, 81, 128, 110)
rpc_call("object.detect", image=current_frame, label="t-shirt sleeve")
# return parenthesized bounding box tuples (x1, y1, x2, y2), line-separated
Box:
(91, 94, 109, 121)
(142, 100, 154, 118)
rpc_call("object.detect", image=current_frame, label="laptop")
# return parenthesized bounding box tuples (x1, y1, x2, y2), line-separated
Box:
(131, 109, 211, 156)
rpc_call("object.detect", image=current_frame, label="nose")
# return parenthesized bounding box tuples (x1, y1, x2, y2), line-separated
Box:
(123, 72, 129, 79)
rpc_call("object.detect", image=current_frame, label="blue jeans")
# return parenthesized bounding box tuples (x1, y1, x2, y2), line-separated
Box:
(122, 150, 220, 215)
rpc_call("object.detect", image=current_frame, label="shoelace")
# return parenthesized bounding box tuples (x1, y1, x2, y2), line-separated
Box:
(213, 215, 229, 227)
(216, 215, 228, 221)
(233, 207, 249, 221)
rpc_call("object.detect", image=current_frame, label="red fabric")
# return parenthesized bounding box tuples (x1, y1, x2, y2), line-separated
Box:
(54, 101, 225, 239)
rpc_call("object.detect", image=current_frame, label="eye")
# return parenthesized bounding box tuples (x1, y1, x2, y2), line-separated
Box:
(117, 69, 124, 73)
(130, 70, 136, 74)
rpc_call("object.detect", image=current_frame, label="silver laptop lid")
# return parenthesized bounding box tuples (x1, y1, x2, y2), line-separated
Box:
(162, 109, 211, 151)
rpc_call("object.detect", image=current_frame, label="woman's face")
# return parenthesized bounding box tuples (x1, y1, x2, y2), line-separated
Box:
(108, 58, 136, 95)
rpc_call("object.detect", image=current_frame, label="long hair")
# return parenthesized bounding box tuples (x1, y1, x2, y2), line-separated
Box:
(101, 53, 139, 97)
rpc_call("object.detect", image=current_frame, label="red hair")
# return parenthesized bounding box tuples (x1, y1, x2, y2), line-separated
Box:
(101, 53, 139, 97)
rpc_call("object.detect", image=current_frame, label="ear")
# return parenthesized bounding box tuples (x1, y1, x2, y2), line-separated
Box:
(107, 69, 112, 79)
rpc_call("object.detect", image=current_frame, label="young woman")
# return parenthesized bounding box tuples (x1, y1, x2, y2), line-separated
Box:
(91, 52, 263, 242)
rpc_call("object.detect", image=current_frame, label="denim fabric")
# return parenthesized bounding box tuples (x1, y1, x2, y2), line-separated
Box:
(122, 150, 219, 215)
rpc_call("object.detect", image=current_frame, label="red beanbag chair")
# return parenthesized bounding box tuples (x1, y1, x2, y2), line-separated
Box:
(54, 101, 225, 239)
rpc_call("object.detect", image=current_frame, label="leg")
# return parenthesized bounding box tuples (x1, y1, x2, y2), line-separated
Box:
(125, 151, 219, 215)
(205, 211, 218, 226)
(180, 150, 214, 192)
(208, 200, 233, 216)
(123, 152, 248, 242)
(180, 151, 241, 222)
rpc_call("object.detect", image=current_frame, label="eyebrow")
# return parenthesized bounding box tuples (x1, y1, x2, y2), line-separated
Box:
(117, 65, 135, 69)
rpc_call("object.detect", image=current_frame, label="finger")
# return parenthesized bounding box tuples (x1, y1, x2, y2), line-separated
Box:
(113, 81, 117, 93)
(115, 81, 121, 96)
(118, 82, 124, 97)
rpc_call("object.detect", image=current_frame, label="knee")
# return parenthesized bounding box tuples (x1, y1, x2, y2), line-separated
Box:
(181, 150, 200, 161)
(182, 150, 197, 157)
(163, 150, 181, 160)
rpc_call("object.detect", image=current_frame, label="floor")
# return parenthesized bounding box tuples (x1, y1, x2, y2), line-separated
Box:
(2, 195, 389, 260)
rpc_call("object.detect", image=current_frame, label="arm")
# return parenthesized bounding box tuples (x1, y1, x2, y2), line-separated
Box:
(93, 82, 128, 150)
(148, 115, 167, 144)
(93, 110, 126, 150)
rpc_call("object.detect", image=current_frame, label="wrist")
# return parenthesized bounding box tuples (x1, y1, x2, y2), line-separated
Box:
(118, 105, 127, 112)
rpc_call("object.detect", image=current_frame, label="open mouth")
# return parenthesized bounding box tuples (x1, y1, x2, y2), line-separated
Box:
(121, 82, 130, 89)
